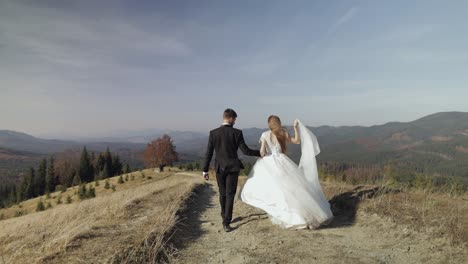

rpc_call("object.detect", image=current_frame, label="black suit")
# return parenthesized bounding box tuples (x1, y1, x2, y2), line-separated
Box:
(203, 124, 261, 225)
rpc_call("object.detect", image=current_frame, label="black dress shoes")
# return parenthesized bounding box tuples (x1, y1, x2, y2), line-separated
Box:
(223, 224, 234, 232)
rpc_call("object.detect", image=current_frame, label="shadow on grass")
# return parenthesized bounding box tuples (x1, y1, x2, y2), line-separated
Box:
(166, 183, 216, 257)
(325, 186, 401, 228)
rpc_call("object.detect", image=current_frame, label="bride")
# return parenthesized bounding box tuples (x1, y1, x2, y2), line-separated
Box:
(240, 115, 333, 229)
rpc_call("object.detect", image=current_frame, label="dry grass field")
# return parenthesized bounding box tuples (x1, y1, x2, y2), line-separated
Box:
(0, 169, 204, 263)
(0, 170, 466, 263)
(320, 181, 468, 246)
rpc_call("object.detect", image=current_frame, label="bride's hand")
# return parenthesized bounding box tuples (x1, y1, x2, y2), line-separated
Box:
(294, 119, 299, 129)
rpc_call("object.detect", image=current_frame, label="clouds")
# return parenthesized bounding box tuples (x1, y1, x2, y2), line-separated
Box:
(0, 0, 467, 136)
(328, 7, 359, 34)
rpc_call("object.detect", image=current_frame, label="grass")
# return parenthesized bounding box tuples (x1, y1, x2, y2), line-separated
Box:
(0, 168, 204, 264)
(320, 180, 468, 246)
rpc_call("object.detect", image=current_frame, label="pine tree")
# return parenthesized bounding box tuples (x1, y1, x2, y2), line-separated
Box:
(78, 184, 87, 199)
(36, 199, 45, 212)
(79, 146, 94, 183)
(23, 167, 35, 200)
(87, 186, 96, 198)
(118, 175, 124, 184)
(112, 155, 123, 176)
(45, 156, 56, 193)
(104, 179, 110, 189)
(72, 169, 81, 186)
(102, 163, 111, 179)
(35, 159, 47, 196)
(123, 163, 131, 174)
(103, 147, 113, 177)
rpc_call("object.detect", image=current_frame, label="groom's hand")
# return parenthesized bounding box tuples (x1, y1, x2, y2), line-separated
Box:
(203, 171, 209, 181)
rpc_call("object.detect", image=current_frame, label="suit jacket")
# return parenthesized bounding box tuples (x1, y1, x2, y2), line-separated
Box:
(203, 124, 261, 173)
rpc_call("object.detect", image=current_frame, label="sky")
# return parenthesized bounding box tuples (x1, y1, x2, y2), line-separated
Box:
(1, 0, 467, 138)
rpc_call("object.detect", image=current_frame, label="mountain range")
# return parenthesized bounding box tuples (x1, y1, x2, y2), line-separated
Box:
(1, 111, 468, 180)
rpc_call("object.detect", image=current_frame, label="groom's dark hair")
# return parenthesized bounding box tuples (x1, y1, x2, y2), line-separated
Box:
(223, 108, 238, 119)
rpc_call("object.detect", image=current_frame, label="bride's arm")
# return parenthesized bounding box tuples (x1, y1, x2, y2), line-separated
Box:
(289, 120, 301, 144)
(260, 138, 266, 157)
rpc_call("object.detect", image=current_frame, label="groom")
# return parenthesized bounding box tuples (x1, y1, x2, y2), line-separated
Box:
(203, 108, 261, 232)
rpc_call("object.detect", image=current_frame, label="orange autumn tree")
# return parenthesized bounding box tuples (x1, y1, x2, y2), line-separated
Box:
(143, 134, 179, 172)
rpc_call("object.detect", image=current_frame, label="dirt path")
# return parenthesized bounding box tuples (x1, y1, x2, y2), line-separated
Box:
(169, 181, 466, 264)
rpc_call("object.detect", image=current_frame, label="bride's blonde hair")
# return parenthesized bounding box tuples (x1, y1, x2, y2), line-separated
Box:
(268, 115, 288, 153)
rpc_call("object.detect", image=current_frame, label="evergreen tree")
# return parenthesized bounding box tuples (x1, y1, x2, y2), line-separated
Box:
(36, 199, 45, 212)
(45, 156, 56, 193)
(23, 167, 35, 200)
(103, 147, 113, 177)
(102, 163, 111, 179)
(16, 183, 23, 204)
(79, 146, 94, 183)
(72, 169, 81, 186)
(96, 153, 106, 173)
(66, 195, 72, 204)
(87, 186, 96, 198)
(112, 155, 123, 176)
(78, 184, 87, 199)
(35, 159, 47, 196)
(118, 175, 124, 184)
(123, 163, 131, 174)
(104, 179, 110, 189)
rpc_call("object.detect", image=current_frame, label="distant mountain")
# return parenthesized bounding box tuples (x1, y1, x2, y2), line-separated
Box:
(165, 112, 468, 178)
(0, 147, 45, 184)
(1, 112, 468, 178)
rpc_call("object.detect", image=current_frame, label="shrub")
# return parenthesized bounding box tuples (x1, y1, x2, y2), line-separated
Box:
(36, 200, 45, 212)
(66, 195, 72, 204)
(95, 180, 100, 187)
(104, 179, 110, 189)
(111, 185, 116, 192)
(125, 174, 129, 181)
(131, 174, 135, 181)
(78, 184, 88, 199)
(14, 211, 25, 217)
(56, 195, 62, 205)
(88, 186, 96, 198)
(118, 175, 124, 184)
(46, 202, 52, 209)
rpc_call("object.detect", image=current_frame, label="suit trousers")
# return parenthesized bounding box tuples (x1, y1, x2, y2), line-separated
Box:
(215, 169, 239, 225)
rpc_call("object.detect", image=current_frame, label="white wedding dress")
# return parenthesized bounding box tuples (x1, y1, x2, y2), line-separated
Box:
(240, 120, 333, 229)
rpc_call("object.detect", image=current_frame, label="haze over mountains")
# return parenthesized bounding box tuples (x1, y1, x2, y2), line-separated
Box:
(1, 112, 468, 179)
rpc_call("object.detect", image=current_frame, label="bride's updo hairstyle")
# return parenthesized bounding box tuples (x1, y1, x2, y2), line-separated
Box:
(268, 115, 288, 153)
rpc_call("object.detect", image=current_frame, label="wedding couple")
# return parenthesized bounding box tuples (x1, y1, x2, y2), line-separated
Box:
(202, 109, 333, 232)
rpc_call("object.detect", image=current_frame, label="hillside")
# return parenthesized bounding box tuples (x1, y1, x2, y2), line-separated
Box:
(0, 169, 204, 263)
(1, 171, 466, 263)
